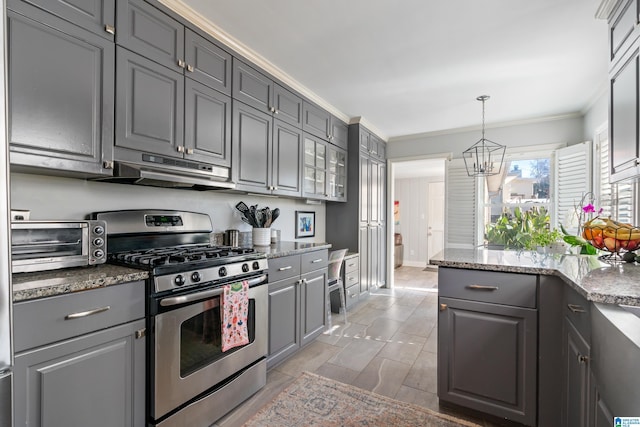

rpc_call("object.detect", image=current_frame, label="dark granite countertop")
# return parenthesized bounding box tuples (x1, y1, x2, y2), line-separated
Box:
(12, 242, 331, 302)
(13, 264, 149, 302)
(430, 248, 640, 307)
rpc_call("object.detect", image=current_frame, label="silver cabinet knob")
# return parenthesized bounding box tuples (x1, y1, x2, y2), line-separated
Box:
(177, 59, 186, 69)
(186, 148, 194, 154)
(187, 64, 194, 72)
(105, 24, 115, 35)
(177, 146, 185, 153)
(102, 160, 114, 169)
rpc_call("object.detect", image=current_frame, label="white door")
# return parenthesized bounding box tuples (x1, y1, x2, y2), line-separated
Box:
(427, 181, 445, 262)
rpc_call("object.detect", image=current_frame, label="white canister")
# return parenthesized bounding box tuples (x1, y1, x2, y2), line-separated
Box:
(252, 227, 271, 246)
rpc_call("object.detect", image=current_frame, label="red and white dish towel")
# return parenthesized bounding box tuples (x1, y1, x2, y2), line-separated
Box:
(221, 280, 250, 352)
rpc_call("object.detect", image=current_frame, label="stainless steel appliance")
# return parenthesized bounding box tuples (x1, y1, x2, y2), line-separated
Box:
(94, 210, 268, 427)
(1, 2, 13, 424)
(10, 220, 107, 273)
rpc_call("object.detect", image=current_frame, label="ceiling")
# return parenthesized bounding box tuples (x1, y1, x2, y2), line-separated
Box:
(178, 0, 608, 140)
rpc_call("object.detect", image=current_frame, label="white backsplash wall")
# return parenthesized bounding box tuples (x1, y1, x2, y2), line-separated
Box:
(10, 173, 326, 243)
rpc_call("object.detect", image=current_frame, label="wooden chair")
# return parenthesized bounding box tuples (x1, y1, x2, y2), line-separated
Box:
(326, 249, 348, 329)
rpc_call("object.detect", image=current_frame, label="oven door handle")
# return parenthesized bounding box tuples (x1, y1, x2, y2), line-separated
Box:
(159, 274, 268, 307)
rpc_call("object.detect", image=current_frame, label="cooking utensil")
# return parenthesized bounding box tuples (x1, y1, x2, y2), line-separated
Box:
(271, 208, 280, 224)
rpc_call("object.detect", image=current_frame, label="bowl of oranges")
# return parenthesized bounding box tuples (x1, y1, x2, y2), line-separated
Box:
(582, 218, 640, 253)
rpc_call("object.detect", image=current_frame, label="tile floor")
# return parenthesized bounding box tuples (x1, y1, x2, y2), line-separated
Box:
(215, 266, 504, 427)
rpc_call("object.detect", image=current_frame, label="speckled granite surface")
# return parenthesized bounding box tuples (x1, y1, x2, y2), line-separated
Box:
(12, 265, 148, 302)
(430, 248, 640, 306)
(255, 241, 332, 258)
(12, 242, 330, 302)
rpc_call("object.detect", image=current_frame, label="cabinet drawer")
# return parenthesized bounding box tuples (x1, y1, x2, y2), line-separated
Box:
(14, 281, 145, 352)
(301, 250, 328, 273)
(344, 270, 359, 288)
(564, 286, 591, 340)
(344, 256, 359, 274)
(345, 284, 359, 308)
(268, 255, 301, 282)
(439, 267, 537, 308)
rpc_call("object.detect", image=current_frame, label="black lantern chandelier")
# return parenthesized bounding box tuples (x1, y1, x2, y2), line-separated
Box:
(462, 95, 506, 177)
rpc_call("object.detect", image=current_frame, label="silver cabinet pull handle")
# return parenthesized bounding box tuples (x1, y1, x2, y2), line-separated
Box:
(178, 59, 186, 69)
(187, 64, 194, 72)
(65, 306, 110, 320)
(105, 24, 115, 35)
(567, 304, 586, 313)
(466, 285, 499, 291)
(311, 259, 323, 263)
(177, 145, 185, 153)
(278, 266, 292, 271)
(186, 148, 194, 154)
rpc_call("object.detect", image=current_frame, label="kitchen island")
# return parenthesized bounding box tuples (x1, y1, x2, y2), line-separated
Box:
(430, 248, 640, 427)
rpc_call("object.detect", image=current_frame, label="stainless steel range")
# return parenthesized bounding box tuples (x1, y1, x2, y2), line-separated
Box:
(93, 210, 268, 427)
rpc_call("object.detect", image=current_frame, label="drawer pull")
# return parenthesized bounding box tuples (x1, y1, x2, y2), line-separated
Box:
(278, 266, 292, 271)
(65, 306, 110, 320)
(440, 303, 448, 311)
(311, 259, 324, 263)
(347, 263, 356, 267)
(577, 354, 588, 364)
(348, 277, 355, 281)
(466, 285, 499, 291)
(135, 328, 146, 339)
(567, 304, 586, 313)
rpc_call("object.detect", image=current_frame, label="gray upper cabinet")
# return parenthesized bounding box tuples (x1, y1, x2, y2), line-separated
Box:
(185, 79, 231, 166)
(302, 133, 327, 199)
(330, 118, 349, 150)
(609, 0, 639, 66)
(303, 101, 331, 140)
(233, 59, 274, 114)
(232, 102, 302, 196)
(274, 84, 303, 128)
(326, 144, 347, 201)
(232, 102, 272, 190)
(184, 28, 232, 95)
(117, 0, 184, 73)
(7, 0, 115, 177)
(23, 0, 115, 40)
(116, 47, 185, 158)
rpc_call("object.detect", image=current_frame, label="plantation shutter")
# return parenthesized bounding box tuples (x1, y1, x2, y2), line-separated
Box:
(555, 141, 592, 234)
(445, 159, 478, 248)
(596, 126, 635, 224)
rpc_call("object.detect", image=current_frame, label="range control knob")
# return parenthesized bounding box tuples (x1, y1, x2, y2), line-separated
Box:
(242, 263, 250, 273)
(174, 275, 186, 286)
(93, 249, 104, 258)
(191, 272, 201, 282)
(93, 237, 104, 247)
(252, 261, 260, 270)
(218, 267, 227, 277)
(93, 225, 105, 235)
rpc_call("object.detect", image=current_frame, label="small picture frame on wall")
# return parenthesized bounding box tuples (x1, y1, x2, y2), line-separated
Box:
(295, 211, 315, 238)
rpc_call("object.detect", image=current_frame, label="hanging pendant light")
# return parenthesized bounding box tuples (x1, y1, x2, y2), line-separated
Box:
(462, 95, 506, 177)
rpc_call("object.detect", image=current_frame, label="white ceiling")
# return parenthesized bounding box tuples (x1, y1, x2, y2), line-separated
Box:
(178, 0, 608, 140)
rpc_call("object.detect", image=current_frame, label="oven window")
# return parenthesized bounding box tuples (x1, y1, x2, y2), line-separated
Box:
(11, 228, 84, 260)
(180, 299, 255, 377)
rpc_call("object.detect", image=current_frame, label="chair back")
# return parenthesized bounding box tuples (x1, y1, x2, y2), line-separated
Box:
(327, 249, 348, 283)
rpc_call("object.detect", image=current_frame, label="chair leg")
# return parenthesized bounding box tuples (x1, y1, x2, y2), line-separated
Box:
(339, 285, 348, 325)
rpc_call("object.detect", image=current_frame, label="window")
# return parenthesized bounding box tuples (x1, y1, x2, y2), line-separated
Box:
(483, 155, 553, 241)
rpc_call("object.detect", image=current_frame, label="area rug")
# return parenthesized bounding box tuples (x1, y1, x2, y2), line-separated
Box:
(243, 371, 481, 427)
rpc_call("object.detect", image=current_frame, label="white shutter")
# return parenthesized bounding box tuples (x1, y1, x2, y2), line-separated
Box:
(555, 142, 592, 233)
(445, 159, 477, 248)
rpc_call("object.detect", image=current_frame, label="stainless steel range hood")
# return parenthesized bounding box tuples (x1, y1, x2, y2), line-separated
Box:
(98, 160, 236, 190)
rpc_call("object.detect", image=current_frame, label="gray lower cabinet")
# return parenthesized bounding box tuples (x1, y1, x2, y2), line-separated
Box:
(267, 250, 328, 369)
(7, 0, 115, 177)
(437, 268, 538, 426)
(13, 282, 146, 427)
(233, 101, 302, 197)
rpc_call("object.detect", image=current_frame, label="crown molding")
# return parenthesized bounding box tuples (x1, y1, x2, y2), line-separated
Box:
(388, 112, 583, 142)
(348, 116, 389, 142)
(595, 0, 620, 19)
(158, 0, 350, 123)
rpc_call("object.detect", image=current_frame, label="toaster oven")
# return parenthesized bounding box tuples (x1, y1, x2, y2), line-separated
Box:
(11, 221, 107, 273)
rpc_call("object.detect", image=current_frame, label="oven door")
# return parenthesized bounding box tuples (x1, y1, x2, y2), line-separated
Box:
(152, 275, 267, 421)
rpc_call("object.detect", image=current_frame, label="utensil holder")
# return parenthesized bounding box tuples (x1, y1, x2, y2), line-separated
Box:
(252, 227, 271, 246)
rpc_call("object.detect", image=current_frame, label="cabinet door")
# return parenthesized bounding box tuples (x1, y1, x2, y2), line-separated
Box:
(302, 102, 331, 140)
(116, 0, 184, 72)
(370, 159, 380, 223)
(300, 269, 327, 346)
(563, 319, 591, 427)
(267, 277, 300, 369)
(610, 47, 640, 181)
(233, 60, 274, 114)
(232, 102, 271, 191)
(272, 120, 303, 197)
(14, 320, 146, 427)
(116, 47, 184, 157)
(184, 28, 231, 95)
(591, 382, 614, 427)
(184, 78, 231, 167)
(438, 297, 537, 426)
(274, 84, 303, 128)
(359, 225, 369, 295)
(327, 145, 347, 201)
(7, 3, 114, 176)
(359, 155, 370, 223)
(330, 118, 349, 150)
(302, 134, 327, 199)
(368, 225, 380, 290)
(359, 129, 370, 153)
(23, 0, 115, 39)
